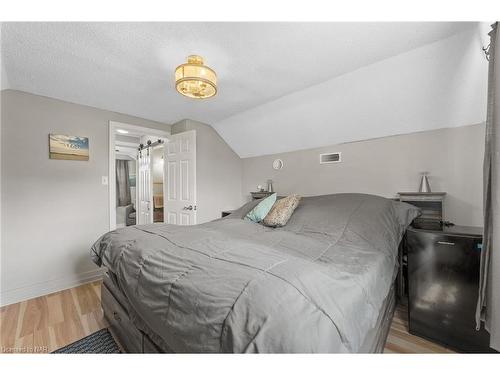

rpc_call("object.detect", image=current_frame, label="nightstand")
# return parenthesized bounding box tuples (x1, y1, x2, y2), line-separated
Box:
(250, 191, 273, 200)
(398, 192, 446, 225)
(405, 224, 495, 353)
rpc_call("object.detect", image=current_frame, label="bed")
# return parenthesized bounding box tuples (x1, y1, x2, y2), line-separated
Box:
(91, 193, 419, 353)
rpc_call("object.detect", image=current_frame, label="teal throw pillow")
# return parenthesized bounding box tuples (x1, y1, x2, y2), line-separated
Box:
(245, 193, 277, 223)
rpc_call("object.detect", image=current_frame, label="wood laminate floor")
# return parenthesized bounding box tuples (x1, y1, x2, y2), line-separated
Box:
(1, 281, 454, 353)
(0, 281, 106, 353)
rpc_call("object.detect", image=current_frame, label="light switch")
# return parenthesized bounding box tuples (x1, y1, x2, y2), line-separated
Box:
(102, 176, 108, 185)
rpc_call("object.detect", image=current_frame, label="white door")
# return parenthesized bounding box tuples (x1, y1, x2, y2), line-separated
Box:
(165, 130, 196, 225)
(137, 146, 153, 224)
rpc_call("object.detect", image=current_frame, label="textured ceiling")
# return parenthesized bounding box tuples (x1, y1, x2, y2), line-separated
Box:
(1, 22, 476, 126)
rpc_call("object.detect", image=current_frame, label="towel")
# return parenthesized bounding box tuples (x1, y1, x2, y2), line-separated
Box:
(153, 195, 164, 209)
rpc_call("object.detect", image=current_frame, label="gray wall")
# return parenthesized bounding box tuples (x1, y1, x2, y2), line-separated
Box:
(172, 119, 243, 223)
(0, 90, 171, 305)
(0, 89, 486, 305)
(242, 123, 485, 227)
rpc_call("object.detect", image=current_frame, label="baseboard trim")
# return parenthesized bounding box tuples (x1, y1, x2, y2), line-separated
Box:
(0, 268, 106, 307)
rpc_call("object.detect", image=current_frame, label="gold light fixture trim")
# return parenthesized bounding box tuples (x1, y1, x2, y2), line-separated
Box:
(175, 55, 217, 99)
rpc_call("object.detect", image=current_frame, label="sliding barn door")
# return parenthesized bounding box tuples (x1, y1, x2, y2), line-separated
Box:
(165, 130, 196, 225)
(137, 147, 153, 224)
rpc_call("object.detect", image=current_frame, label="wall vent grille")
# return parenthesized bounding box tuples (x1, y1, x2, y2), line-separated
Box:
(320, 152, 341, 164)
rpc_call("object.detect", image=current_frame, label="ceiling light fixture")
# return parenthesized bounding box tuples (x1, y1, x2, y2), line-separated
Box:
(175, 55, 217, 99)
(117, 129, 129, 134)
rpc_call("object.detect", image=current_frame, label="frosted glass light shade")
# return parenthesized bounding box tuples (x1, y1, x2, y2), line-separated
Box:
(175, 55, 217, 99)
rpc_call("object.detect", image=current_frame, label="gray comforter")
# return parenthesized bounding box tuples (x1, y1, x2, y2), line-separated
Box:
(91, 193, 419, 353)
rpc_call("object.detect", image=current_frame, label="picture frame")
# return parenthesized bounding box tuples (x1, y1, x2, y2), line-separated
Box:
(49, 134, 89, 161)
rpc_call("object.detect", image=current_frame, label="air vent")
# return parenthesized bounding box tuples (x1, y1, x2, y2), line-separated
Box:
(320, 152, 341, 164)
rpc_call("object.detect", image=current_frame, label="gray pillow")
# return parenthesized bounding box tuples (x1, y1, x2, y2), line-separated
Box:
(282, 193, 420, 252)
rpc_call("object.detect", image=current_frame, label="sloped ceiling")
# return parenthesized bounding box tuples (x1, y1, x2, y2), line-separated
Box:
(214, 26, 488, 157)
(1, 22, 487, 157)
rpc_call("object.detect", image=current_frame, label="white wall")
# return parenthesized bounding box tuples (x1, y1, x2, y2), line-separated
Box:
(214, 27, 488, 158)
(0, 26, 10, 91)
(242, 123, 485, 227)
(0, 90, 171, 306)
(0, 58, 9, 91)
(172, 119, 244, 223)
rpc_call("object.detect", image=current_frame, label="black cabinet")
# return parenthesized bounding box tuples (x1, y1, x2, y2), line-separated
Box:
(406, 225, 495, 353)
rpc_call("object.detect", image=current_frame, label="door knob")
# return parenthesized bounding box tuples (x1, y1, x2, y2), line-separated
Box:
(183, 205, 193, 211)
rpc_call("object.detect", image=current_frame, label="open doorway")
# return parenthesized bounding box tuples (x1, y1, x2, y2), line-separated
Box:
(108, 121, 170, 231)
(115, 134, 139, 228)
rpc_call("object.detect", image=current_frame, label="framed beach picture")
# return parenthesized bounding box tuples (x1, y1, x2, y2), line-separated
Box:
(49, 134, 89, 161)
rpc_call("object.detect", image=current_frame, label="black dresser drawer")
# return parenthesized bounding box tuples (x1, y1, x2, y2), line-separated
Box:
(406, 227, 494, 353)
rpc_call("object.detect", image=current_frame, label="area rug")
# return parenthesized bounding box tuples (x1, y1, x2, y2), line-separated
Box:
(52, 328, 121, 353)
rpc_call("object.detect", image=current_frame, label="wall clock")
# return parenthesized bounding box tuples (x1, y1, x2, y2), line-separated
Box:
(272, 159, 284, 170)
